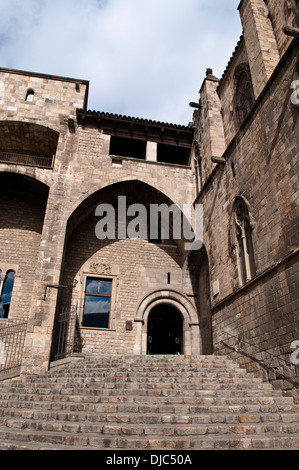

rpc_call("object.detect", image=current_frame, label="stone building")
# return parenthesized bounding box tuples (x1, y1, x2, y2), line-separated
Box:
(0, 0, 298, 400)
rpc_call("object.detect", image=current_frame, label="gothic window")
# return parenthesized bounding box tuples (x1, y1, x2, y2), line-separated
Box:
(82, 277, 112, 328)
(0, 270, 16, 319)
(234, 65, 254, 124)
(25, 89, 35, 102)
(234, 199, 256, 285)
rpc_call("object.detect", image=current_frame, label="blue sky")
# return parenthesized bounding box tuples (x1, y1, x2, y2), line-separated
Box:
(0, 0, 242, 124)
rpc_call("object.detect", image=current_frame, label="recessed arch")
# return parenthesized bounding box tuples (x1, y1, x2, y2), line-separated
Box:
(0, 169, 51, 191)
(65, 179, 196, 258)
(0, 171, 49, 206)
(0, 172, 49, 320)
(0, 121, 59, 159)
(133, 289, 201, 356)
(52, 180, 198, 360)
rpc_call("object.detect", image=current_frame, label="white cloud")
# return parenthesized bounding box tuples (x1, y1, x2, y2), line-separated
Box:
(0, 0, 242, 124)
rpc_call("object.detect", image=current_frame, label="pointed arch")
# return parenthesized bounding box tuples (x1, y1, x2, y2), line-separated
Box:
(230, 196, 256, 286)
(234, 63, 255, 124)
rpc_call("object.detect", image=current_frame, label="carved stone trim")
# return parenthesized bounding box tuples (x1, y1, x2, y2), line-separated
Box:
(89, 263, 112, 275)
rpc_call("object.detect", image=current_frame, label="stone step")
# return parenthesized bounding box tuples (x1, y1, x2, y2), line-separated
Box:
(1, 395, 296, 415)
(0, 388, 282, 405)
(0, 420, 298, 451)
(1, 404, 299, 426)
(0, 388, 285, 408)
(48, 356, 246, 370)
(2, 373, 266, 384)
(52, 362, 246, 372)
(1, 434, 299, 451)
(1, 412, 299, 436)
(2, 380, 272, 393)
(21, 370, 251, 381)
(0, 402, 299, 422)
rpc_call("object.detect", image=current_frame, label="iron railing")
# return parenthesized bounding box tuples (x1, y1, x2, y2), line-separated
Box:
(54, 306, 79, 361)
(0, 320, 28, 381)
(0, 151, 54, 169)
(221, 331, 299, 388)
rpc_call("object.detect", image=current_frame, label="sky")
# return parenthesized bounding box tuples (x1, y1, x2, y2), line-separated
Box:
(0, 0, 242, 125)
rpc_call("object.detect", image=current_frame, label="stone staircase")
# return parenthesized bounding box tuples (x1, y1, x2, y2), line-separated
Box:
(0, 355, 298, 450)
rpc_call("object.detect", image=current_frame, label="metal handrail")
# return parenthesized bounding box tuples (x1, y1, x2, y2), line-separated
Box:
(0, 151, 54, 169)
(221, 331, 299, 388)
(0, 319, 28, 380)
(54, 306, 78, 361)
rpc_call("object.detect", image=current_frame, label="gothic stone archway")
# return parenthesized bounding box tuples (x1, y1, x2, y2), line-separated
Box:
(133, 290, 201, 356)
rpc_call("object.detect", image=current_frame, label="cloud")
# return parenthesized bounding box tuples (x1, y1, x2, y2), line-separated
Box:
(0, 0, 242, 124)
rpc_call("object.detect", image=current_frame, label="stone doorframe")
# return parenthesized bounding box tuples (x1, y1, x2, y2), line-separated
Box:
(133, 289, 201, 356)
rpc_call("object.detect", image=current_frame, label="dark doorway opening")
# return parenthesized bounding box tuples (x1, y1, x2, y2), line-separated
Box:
(147, 304, 183, 355)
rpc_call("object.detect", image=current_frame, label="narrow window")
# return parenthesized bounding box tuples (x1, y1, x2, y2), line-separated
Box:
(82, 277, 112, 328)
(25, 89, 35, 102)
(234, 65, 254, 124)
(234, 199, 256, 285)
(0, 270, 15, 319)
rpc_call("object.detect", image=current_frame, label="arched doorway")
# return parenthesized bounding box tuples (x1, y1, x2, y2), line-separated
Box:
(147, 304, 183, 355)
(134, 289, 201, 356)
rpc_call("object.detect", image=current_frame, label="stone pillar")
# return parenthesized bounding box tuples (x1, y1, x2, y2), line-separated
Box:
(146, 141, 157, 162)
(238, 0, 280, 98)
(198, 70, 226, 187)
(21, 186, 68, 374)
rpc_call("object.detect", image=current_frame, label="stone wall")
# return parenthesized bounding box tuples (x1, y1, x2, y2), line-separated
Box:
(196, 39, 299, 397)
(0, 68, 88, 129)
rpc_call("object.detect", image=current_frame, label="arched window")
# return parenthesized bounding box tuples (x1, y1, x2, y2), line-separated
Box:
(25, 89, 35, 102)
(233, 198, 256, 285)
(0, 270, 16, 319)
(234, 65, 254, 124)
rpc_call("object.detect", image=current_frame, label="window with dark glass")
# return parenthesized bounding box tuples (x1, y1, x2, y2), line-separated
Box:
(0, 270, 16, 319)
(82, 277, 112, 328)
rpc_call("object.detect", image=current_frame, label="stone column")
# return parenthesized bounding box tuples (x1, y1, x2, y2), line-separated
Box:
(146, 141, 157, 162)
(238, 0, 280, 98)
(21, 185, 68, 374)
(198, 70, 226, 186)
